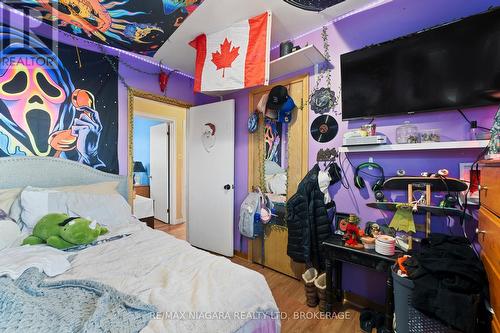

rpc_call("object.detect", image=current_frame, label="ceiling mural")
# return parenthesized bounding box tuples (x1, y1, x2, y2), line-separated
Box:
(3, 0, 205, 55)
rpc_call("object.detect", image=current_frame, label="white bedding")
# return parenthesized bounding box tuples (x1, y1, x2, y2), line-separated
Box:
(133, 195, 154, 219)
(48, 221, 280, 333)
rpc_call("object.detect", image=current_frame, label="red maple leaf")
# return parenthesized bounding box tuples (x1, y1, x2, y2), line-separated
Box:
(211, 38, 240, 78)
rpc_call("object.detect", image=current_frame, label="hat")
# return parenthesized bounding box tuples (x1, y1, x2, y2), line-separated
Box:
(267, 85, 289, 110)
(277, 96, 296, 123)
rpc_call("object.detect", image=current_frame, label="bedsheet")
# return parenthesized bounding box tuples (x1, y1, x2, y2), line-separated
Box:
(50, 221, 280, 333)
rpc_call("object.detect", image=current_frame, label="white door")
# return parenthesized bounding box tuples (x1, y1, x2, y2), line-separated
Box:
(187, 100, 235, 256)
(150, 123, 169, 223)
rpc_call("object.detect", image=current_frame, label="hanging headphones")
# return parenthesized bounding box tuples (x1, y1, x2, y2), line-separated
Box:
(354, 162, 385, 191)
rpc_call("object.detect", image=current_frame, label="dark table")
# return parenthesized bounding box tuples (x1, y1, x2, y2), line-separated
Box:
(323, 237, 401, 333)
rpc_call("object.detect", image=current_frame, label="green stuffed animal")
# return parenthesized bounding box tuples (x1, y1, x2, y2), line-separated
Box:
(22, 213, 108, 250)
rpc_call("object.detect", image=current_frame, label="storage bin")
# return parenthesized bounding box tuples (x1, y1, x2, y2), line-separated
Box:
(392, 268, 460, 333)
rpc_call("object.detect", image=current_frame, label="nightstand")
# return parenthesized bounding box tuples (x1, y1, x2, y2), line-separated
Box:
(134, 185, 150, 198)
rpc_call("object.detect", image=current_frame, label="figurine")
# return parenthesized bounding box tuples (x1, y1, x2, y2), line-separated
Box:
(369, 223, 381, 237)
(343, 214, 364, 249)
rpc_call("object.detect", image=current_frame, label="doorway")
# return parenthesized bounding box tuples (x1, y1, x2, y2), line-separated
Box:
(133, 116, 171, 223)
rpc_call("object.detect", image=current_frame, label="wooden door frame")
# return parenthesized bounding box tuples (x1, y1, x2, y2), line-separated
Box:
(247, 74, 309, 264)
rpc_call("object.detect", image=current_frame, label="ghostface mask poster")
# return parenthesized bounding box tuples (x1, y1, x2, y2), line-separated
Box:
(0, 25, 119, 174)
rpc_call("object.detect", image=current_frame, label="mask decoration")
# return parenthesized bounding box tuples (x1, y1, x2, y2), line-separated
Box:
(201, 123, 216, 153)
(0, 61, 66, 156)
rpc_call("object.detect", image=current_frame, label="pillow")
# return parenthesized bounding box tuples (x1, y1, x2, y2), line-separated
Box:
(0, 187, 22, 215)
(20, 186, 131, 229)
(0, 209, 22, 250)
(64, 192, 132, 227)
(20, 187, 68, 229)
(12, 181, 120, 225)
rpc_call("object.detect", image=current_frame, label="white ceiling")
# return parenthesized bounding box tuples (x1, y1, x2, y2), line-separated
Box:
(154, 0, 390, 76)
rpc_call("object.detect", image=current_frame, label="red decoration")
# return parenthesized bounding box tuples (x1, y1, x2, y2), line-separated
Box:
(211, 38, 240, 78)
(159, 70, 169, 92)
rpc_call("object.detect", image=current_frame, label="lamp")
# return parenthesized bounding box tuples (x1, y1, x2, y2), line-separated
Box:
(133, 161, 146, 185)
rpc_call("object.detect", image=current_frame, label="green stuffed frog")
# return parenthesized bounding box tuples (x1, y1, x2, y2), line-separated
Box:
(22, 213, 108, 250)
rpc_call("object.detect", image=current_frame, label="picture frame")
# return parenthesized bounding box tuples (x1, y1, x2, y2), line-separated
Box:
(333, 213, 350, 236)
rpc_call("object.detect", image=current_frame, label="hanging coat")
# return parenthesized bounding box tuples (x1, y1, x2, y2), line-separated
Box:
(287, 164, 333, 269)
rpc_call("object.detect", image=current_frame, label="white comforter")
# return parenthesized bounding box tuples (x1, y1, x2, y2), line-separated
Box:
(49, 221, 279, 333)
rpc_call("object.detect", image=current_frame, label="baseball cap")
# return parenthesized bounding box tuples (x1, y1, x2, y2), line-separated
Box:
(266, 85, 289, 110)
(277, 96, 296, 123)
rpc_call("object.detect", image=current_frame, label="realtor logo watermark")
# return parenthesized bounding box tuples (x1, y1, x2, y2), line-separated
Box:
(1, 0, 62, 66)
(152, 311, 352, 321)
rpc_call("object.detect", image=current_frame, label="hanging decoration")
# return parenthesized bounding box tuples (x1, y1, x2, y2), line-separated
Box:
(309, 26, 338, 115)
(283, 0, 346, 12)
(0, 24, 119, 174)
(4, 0, 205, 56)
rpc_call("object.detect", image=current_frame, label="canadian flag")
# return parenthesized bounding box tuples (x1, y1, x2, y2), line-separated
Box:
(189, 11, 271, 93)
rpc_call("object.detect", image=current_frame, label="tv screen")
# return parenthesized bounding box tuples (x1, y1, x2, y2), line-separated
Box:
(341, 7, 500, 120)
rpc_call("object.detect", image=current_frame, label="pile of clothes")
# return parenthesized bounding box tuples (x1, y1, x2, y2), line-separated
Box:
(399, 234, 488, 333)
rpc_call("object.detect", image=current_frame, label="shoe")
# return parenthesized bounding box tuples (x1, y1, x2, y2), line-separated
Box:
(359, 308, 375, 333)
(302, 268, 319, 307)
(374, 312, 386, 333)
(314, 272, 327, 312)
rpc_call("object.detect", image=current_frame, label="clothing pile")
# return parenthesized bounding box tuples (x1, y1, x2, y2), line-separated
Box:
(287, 164, 333, 270)
(401, 234, 487, 333)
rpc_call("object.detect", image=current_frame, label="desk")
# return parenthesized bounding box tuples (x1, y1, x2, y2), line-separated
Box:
(323, 237, 400, 333)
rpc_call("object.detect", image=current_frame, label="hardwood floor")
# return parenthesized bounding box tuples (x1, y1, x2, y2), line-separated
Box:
(154, 219, 186, 240)
(156, 222, 364, 333)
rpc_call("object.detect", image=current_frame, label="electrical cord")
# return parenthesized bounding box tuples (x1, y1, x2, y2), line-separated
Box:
(457, 109, 491, 131)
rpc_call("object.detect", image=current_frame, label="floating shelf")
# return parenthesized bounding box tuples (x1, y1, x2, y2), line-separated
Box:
(383, 176, 468, 191)
(338, 140, 489, 153)
(202, 45, 328, 96)
(367, 202, 473, 219)
(269, 44, 328, 80)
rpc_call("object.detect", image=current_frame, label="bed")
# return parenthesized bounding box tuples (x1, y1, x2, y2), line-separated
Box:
(0, 157, 280, 333)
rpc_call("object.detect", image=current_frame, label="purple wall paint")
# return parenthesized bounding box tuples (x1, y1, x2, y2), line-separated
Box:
(0, 4, 216, 175)
(225, 0, 499, 304)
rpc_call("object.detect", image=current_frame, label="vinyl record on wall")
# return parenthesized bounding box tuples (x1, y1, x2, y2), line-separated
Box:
(310, 115, 338, 143)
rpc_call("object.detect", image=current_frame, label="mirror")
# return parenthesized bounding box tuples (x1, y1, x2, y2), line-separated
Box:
(263, 119, 288, 204)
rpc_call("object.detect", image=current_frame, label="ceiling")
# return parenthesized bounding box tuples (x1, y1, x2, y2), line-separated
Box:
(153, 0, 389, 75)
(3, 0, 205, 56)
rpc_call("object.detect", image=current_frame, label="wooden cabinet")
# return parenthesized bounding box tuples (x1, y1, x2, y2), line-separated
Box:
(478, 160, 500, 332)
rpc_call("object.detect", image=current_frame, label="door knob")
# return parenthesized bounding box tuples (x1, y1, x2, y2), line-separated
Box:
(223, 184, 231, 190)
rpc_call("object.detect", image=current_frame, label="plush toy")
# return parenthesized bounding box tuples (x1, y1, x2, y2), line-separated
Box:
(22, 213, 108, 250)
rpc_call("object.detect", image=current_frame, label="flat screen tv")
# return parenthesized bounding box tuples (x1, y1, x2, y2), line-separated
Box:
(341, 7, 500, 120)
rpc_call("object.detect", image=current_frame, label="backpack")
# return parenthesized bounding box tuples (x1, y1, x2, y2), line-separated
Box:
(239, 189, 274, 239)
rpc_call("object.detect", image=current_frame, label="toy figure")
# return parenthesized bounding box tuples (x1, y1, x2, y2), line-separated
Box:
(370, 223, 381, 237)
(343, 214, 364, 249)
(23, 213, 108, 250)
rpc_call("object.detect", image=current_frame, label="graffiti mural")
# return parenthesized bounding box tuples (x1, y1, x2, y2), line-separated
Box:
(3, 0, 205, 55)
(0, 25, 119, 173)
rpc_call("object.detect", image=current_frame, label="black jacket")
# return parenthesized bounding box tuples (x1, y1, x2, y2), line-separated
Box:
(287, 164, 333, 269)
(404, 234, 487, 333)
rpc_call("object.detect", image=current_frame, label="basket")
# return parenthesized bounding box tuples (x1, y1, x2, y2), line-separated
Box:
(392, 268, 460, 333)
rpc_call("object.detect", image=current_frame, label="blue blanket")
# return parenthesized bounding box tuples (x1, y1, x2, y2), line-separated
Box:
(0, 268, 157, 333)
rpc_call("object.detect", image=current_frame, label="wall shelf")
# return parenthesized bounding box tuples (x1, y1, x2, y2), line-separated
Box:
(366, 202, 473, 219)
(202, 44, 328, 96)
(269, 44, 328, 80)
(338, 140, 489, 153)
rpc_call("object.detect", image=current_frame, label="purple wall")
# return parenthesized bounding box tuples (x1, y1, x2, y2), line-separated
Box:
(0, 4, 216, 175)
(225, 0, 499, 304)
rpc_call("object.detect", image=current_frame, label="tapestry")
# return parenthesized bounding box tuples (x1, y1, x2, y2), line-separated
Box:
(3, 0, 205, 55)
(0, 24, 119, 174)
